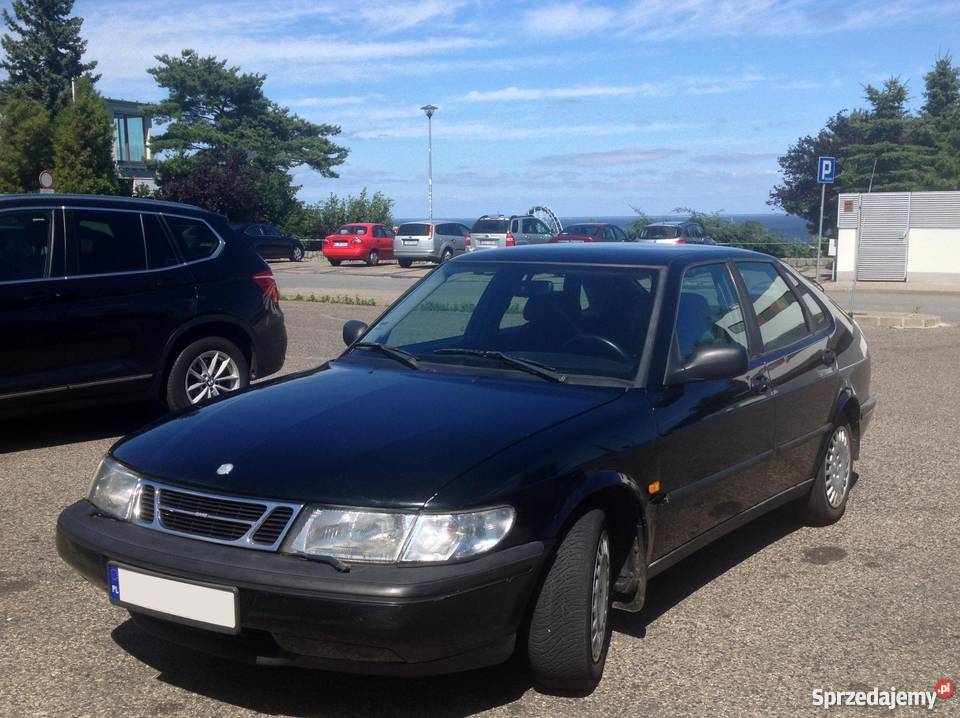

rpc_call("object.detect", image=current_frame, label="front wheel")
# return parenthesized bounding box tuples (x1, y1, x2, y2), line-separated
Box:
(165, 337, 249, 411)
(367, 249, 380, 266)
(290, 244, 304, 262)
(803, 423, 853, 525)
(527, 509, 611, 695)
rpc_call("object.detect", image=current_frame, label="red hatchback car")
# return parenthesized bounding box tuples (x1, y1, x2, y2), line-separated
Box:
(323, 223, 395, 266)
(549, 223, 631, 243)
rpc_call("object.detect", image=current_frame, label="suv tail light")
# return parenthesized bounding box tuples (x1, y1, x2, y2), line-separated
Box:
(253, 269, 279, 303)
(676, 238, 688, 244)
(465, 233, 472, 247)
(429, 225, 435, 236)
(505, 232, 515, 247)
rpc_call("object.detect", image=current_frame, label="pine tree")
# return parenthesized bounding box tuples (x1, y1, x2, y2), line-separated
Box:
(0, 96, 52, 192)
(52, 78, 117, 194)
(922, 54, 960, 118)
(0, 0, 98, 113)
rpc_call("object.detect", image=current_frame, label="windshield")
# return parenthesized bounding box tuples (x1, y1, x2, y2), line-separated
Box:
(359, 262, 661, 382)
(471, 219, 509, 234)
(561, 225, 600, 236)
(338, 225, 367, 235)
(397, 223, 431, 236)
(640, 225, 680, 239)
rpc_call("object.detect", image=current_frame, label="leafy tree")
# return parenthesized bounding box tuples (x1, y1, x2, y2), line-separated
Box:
(158, 146, 264, 222)
(0, 96, 52, 192)
(626, 206, 652, 238)
(51, 78, 117, 194)
(671, 207, 801, 257)
(145, 50, 349, 222)
(285, 190, 395, 238)
(0, 0, 98, 113)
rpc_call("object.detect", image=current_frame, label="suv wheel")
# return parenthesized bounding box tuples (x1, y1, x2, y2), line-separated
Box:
(397, 258, 413, 268)
(803, 423, 853, 525)
(165, 337, 250, 410)
(291, 244, 304, 262)
(528, 509, 612, 695)
(367, 249, 380, 266)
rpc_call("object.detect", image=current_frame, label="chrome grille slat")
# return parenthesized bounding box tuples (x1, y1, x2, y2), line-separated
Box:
(133, 480, 302, 552)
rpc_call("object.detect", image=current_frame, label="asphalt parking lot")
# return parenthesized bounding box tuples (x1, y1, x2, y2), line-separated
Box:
(1, 303, 958, 717)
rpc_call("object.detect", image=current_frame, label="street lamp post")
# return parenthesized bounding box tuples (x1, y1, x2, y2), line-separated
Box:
(420, 105, 437, 223)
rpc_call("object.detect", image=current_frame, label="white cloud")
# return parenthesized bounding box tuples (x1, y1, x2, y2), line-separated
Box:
(357, 0, 460, 34)
(523, 2, 616, 37)
(462, 84, 663, 102)
(285, 95, 381, 108)
(539, 147, 686, 166)
(352, 120, 678, 141)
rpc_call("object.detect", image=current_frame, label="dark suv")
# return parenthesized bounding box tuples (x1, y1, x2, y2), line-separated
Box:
(0, 194, 287, 414)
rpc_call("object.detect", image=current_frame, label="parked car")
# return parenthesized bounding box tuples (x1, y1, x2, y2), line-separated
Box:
(393, 220, 471, 267)
(550, 223, 631, 243)
(57, 243, 874, 694)
(322, 223, 395, 266)
(231, 223, 305, 262)
(1, 194, 286, 414)
(638, 221, 715, 244)
(466, 214, 554, 251)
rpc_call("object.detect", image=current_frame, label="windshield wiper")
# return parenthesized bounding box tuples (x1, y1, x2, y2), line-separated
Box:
(352, 342, 420, 370)
(433, 348, 566, 383)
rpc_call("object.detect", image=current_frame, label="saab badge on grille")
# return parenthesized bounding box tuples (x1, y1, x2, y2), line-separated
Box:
(217, 463, 234, 476)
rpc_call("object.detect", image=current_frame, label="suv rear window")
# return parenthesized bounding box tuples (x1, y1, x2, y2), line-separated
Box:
(165, 216, 221, 262)
(471, 219, 509, 233)
(397, 223, 431, 236)
(640, 225, 680, 239)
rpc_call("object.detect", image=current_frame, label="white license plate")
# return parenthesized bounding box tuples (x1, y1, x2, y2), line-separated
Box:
(334, 241, 348, 246)
(108, 564, 237, 631)
(402, 239, 418, 245)
(480, 240, 498, 245)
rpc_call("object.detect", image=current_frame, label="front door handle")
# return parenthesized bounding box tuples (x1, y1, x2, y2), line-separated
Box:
(750, 373, 770, 394)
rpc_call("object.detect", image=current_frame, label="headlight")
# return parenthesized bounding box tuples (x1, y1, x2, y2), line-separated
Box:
(87, 457, 141, 521)
(284, 506, 515, 564)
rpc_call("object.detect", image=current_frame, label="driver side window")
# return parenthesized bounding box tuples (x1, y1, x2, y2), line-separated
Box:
(675, 263, 749, 361)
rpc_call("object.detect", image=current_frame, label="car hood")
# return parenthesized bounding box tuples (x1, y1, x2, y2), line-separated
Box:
(112, 362, 623, 508)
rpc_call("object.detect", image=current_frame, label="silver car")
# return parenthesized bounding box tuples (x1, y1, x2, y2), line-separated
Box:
(466, 214, 554, 251)
(393, 221, 471, 267)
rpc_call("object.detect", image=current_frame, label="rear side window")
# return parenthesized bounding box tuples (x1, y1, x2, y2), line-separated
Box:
(735, 262, 809, 352)
(675, 263, 749, 361)
(165, 216, 221, 262)
(782, 267, 829, 332)
(143, 213, 179, 268)
(0, 210, 52, 282)
(71, 210, 146, 275)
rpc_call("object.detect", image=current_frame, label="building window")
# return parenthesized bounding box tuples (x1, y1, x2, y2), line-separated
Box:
(114, 115, 146, 162)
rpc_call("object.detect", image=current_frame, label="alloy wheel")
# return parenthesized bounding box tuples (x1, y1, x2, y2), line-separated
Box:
(185, 350, 241, 404)
(824, 426, 852, 508)
(590, 530, 611, 663)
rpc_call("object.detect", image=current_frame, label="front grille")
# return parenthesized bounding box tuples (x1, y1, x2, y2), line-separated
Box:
(133, 481, 301, 551)
(138, 484, 155, 523)
(252, 507, 294, 544)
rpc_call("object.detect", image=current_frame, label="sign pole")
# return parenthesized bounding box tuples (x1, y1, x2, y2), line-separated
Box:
(815, 182, 826, 282)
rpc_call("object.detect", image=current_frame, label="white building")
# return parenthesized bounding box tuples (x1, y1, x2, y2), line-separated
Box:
(835, 191, 960, 282)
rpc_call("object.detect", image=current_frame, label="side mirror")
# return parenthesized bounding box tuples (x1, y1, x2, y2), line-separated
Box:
(666, 344, 748, 385)
(342, 320, 368, 347)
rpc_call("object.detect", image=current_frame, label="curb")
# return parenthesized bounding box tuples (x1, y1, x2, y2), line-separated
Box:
(852, 312, 942, 328)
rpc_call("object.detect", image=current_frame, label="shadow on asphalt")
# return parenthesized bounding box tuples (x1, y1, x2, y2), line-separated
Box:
(105, 491, 845, 716)
(0, 401, 165, 453)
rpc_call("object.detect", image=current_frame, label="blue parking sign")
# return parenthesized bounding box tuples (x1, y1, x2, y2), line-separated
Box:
(818, 156, 836, 184)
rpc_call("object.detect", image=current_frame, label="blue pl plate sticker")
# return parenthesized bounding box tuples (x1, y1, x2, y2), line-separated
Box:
(108, 564, 120, 600)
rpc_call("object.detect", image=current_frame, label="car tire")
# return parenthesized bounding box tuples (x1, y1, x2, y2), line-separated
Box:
(328, 259, 341, 267)
(440, 247, 453, 263)
(291, 244, 304, 262)
(165, 337, 250, 411)
(803, 423, 854, 525)
(397, 258, 413, 268)
(527, 509, 612, 695)
(367, 250, 380, 266)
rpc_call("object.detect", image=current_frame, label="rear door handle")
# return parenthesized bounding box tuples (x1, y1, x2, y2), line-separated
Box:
(750, 373, 770, 394)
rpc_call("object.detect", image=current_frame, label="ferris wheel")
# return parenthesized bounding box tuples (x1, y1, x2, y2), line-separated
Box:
(528, 206, 563, 234)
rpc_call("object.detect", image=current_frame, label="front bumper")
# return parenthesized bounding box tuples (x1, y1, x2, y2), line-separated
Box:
(56, 501, 545, 675)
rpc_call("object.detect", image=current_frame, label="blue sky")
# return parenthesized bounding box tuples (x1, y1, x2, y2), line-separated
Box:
(68, 0, 960, 216)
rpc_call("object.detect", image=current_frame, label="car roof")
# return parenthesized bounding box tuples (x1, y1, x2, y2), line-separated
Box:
(455, 242, 765, 268)
(398, 219, 464, 225)
(0, 193, 215, 217)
